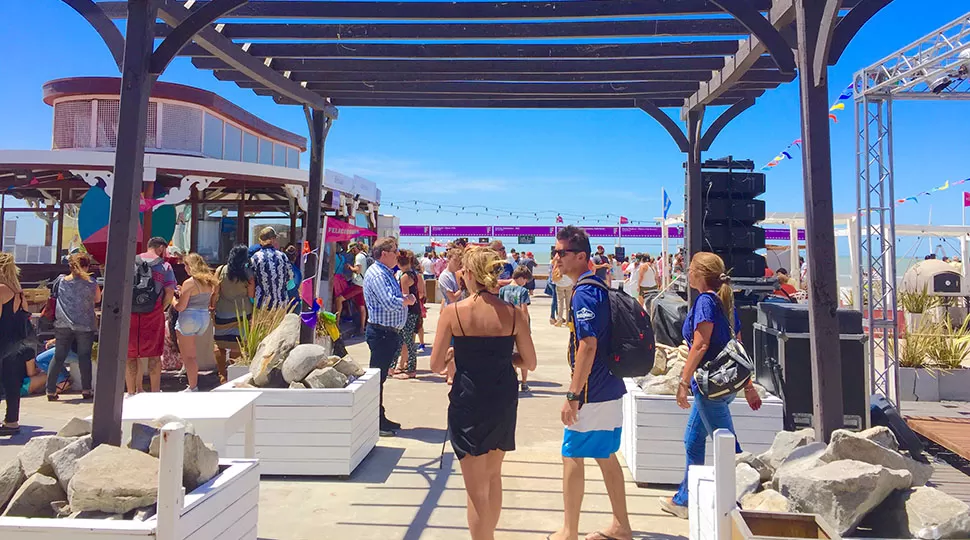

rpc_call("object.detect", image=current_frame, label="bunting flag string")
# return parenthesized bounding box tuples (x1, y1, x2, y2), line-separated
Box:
(761, 83, 854, 171)
(895, 178, 970, 206)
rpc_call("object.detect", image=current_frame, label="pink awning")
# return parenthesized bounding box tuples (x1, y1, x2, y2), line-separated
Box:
(324, 218, 377, 243)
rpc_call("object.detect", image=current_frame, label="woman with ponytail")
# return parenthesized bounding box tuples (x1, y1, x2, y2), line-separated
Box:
(173, 253, 219, 391)
(430, 246, 537, 539)
(48, 253, 100, 401)
(659, 252, 762, 519)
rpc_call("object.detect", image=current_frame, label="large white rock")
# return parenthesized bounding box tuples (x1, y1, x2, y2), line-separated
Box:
(639, 373, 679, 395)
(857, 425, 899, 452)
(822, 429, 933, 486)
(281, 344, 329, 383)
(250, 313, 301, 387)
(18, 436, 74, 477)
(68, 445, 159, 515)
(305, 366, 348, 389)
(741, 489, 790, 512)
(56, 417, 92, 438)
(758, 428, 815, 471)
(777, 459, 912, 535)
(737, 451, 772, 482)
(2, 473, 66, 518)
(48, 435, 92, 491)
(870, 486, 970, 539)
(149, 432, 219, 491)
(771, 442, 828, 489)
(333, 358, 366, 378)
(736, 463, 761, 500)
(651, 348, 667, 376)
(0, 458, 26, 510)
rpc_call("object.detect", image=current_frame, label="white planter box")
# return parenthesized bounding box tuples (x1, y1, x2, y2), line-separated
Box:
(899, 367, 970, 401)
(213, 368, 380, 477)
(0, 458, 259, 540)
(621, 379, 784, 486)
(226, 364, 250, 382)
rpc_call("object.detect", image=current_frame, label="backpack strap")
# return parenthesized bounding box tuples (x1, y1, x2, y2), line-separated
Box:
(575, 275, 608, 292)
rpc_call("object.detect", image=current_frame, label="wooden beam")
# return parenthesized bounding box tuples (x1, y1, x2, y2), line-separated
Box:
(276, 96, 755, 108)
(149, 0, 248, 75)
(712, 0, 796, 74)
(827, 0, 892, 66)
(256, 87, 764, 102)
(682, 0, 796, 117)
(182, 40, 744, 60)
(637, 100, 688, 152)
(100, 0, 783, 20)
(247, 80, 703, 95)
(63, 0, 125, 71)
(154, 0, 338, 118)
(700, 97, 756, 151)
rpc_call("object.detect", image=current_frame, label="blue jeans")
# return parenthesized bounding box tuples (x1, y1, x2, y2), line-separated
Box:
(672, 384, 742, 507)
(366, 323, 403, 422)
(549, 286, 558, 320)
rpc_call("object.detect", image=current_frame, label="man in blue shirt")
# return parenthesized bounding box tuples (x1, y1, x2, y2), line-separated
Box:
(363, 237, 416, 436)
(548, 226, 631, 540)
(488, 240, 515, 287)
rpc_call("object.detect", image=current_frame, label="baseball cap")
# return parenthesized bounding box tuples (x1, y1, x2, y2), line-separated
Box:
(596, 245, 604, 251)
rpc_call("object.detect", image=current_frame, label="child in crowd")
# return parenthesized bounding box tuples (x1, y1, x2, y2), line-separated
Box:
(499, 265, 533, 392)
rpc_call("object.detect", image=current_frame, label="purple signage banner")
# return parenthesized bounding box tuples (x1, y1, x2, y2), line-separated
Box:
(430, 225, 492, 237)
(764, 229, 807, 242)
(621, 227, 661, 238)
(579, 226, 620, 237)
(493, 225, 557, 237)
(400, 225, 431, 236)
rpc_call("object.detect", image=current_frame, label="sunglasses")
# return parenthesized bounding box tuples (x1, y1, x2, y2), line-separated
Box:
(552, 249, 582, 258)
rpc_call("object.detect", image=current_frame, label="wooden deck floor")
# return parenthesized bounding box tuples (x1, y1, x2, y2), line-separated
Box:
(905, 412, 970, 504)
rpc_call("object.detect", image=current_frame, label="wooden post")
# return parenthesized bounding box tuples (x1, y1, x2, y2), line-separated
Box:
(91, 0, 157, 448)
(56, 189, 65, 259)
(237, 182, 247, 246)
(300, 109, 331, 344)
(189, 185, 199, 253)
(685, 107, 705, 305)
(156, 422, 185, 540)
(794, 0, 845, 442)
(712, 428, 736, 540)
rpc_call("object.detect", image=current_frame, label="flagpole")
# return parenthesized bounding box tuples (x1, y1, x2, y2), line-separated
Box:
(661, 187, 668, 289)
(617, 216, 622, 249)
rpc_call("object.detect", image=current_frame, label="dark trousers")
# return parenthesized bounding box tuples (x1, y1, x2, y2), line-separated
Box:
(48, 327, 95, 395)
(1, 355, 26, 424)
(365, 323, 403, 422)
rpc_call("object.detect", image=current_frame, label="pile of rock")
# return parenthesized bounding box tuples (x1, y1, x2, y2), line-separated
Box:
(635, 342, 768, 398)
(243, 313, 365, 389)
(0, 416, 219, 520)
(734, 427, 970, 538)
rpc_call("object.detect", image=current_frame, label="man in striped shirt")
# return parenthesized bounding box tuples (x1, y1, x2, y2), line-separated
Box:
(250, 227, 293, 309)
(363, 237, 416, 436)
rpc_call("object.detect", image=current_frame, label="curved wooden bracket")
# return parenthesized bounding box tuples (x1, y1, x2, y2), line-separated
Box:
(812, 0, 843, 87)
(62, 0, 126, 71)
(150, 0, 248, 75)
(827, 0, 893, 66)
(712, 0, 796, 74)
(700, 97, 755, 152)
(636, 99, 689, 153)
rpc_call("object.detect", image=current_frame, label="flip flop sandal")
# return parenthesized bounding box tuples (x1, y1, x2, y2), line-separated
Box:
(81, 391, 93, 400)
(0, 425, 20, 436)
(392, 372, 412, 380)
(388, 368, 401, 376)
(47, 394, 59, 402)
(589, 533, 619, 540)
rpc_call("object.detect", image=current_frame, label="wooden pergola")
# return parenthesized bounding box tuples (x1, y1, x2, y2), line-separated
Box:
(63, 0, 892, 446)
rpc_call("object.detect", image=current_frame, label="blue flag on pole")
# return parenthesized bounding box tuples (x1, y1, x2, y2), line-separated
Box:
(662, 189, 672, 220)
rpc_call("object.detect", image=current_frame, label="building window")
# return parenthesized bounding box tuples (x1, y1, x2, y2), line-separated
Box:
(224, 123, 242, 161)
(287, 148, 299, 169)
(273, 143, 286, 166)
(52, 100, 92, 150)
(161, 103, 203, 153)
(258, 138, 273, 165)
(203, 113, 224, 158)
(243, 132, 258, 163)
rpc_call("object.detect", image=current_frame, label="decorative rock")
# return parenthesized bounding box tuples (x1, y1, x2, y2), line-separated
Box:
(741, 489, 790, 512)
(265, 367, 289, 388)
(149, 432, 219, 492)
(857, 425, 899, 452)
(129, 422, 161, 453)
(48, 435, 92, 491)
(2, 473, 67, 518)
(56, 417, 92, 438)
(0, 458, 26, 510)
(736, 463, 761, 500)
(68, 445, 159, 514)
(771, 442, 827, 489)
(736, 451, 772, 482)
(777, 459, 912, 535)
(282, 344, 329, 383)
(638, 373, 678, 395)
(870, 486, 970, 539)
(333, 357, 366, 378)
(305, 366, 348, 389)
(319, 355, 342, 369)
(650, 348, 667, 376)
(69, 510, 125, 519)
(51, 499, 71, 518)
(822, 429, 933, 486)
(132, 504, 157, 521)
(758, 428, 815, 471)
(18, 436, 74, 477)
(152, 415, 195, 434)
(250, 313, 301, 386)
(289, 381, 308, 389)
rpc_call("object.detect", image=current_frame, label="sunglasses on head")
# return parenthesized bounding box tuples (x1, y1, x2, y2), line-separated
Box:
(552, 249, 582, 257)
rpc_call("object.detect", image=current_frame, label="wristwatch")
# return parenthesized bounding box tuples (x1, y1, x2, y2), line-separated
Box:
(566, 391, 583, 402)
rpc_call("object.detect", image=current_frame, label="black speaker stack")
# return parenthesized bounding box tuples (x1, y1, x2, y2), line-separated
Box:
(699, 158, 767, 278)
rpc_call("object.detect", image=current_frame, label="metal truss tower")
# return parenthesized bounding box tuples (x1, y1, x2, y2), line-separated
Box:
(855, 13, 970, 407)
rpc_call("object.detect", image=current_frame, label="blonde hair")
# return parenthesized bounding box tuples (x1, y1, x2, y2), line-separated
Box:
(183, 253, 219, 288)
(462, 246, 504, 293)
(68, 253, 92, 281)
(690, 252, 734, 324)
(0, 252, 21, 292)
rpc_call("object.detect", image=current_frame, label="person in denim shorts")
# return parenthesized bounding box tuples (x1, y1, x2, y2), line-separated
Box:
(173, 253, 218, 392)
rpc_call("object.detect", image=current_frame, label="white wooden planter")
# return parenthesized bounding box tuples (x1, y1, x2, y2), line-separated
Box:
(213, 368, 380, 476)
(226, 364, 250, 382)
(0, 424, 259, 540)
(899, 367, 970, 401)
(621, 379, 784, 485)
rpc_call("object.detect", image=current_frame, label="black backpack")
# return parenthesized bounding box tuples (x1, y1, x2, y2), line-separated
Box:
(575, 276, 656, 378)
(132, 259, 160, 313)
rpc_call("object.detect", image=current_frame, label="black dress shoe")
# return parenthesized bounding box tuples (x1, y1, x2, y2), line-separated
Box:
(383, 418, 402, 431)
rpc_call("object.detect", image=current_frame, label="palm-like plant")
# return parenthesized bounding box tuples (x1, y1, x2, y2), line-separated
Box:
(234, 302, 295, 366)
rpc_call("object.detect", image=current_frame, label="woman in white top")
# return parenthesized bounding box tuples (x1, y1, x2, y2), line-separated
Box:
(553, 260, 573, 326)
(638, 254, 659, 298)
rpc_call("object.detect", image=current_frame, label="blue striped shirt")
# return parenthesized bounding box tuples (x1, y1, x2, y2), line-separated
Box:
(363, 261, 407, 329)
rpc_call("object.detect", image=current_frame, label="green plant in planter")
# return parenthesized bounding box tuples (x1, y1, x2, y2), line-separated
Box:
(898, 319, 935, 368)
(923, 318, 970, 369)
(899, 286, 944, 314)
(234, 302, 295, 366)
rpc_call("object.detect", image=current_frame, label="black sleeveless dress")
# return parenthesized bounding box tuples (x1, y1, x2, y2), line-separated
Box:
(448, 307, 518, 460)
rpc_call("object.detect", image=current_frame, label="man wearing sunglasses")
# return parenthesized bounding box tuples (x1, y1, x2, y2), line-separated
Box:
(549, 226, 631, 540)
(488, 240, 515, 287)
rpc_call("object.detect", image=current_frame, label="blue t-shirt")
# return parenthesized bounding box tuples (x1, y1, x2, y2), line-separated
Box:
(683, 292, 741, 366)
(498, 284, 531, 307)
(569, 272, 626, 403)
(499, 262, 515, 280)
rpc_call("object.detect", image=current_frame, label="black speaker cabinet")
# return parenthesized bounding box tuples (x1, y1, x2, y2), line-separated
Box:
(705, 225, 766, 251)
(702, 171, 767, 197)
(714, 251, 766, 278)
(703, 198, 767, 223)
(752, 303, 868, 431)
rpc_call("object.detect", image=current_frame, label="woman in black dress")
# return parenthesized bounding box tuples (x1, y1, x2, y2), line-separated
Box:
(431, 246, 537, 540)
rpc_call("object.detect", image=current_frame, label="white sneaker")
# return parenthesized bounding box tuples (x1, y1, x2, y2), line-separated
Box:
(659, 496, 688, 519)
(181, 387, 198, 392)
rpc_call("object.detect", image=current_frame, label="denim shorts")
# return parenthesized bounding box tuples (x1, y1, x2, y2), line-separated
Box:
(175, 309, 211, 336)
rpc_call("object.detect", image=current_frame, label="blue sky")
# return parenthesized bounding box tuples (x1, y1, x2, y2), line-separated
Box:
(1, 1, 968, 256)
